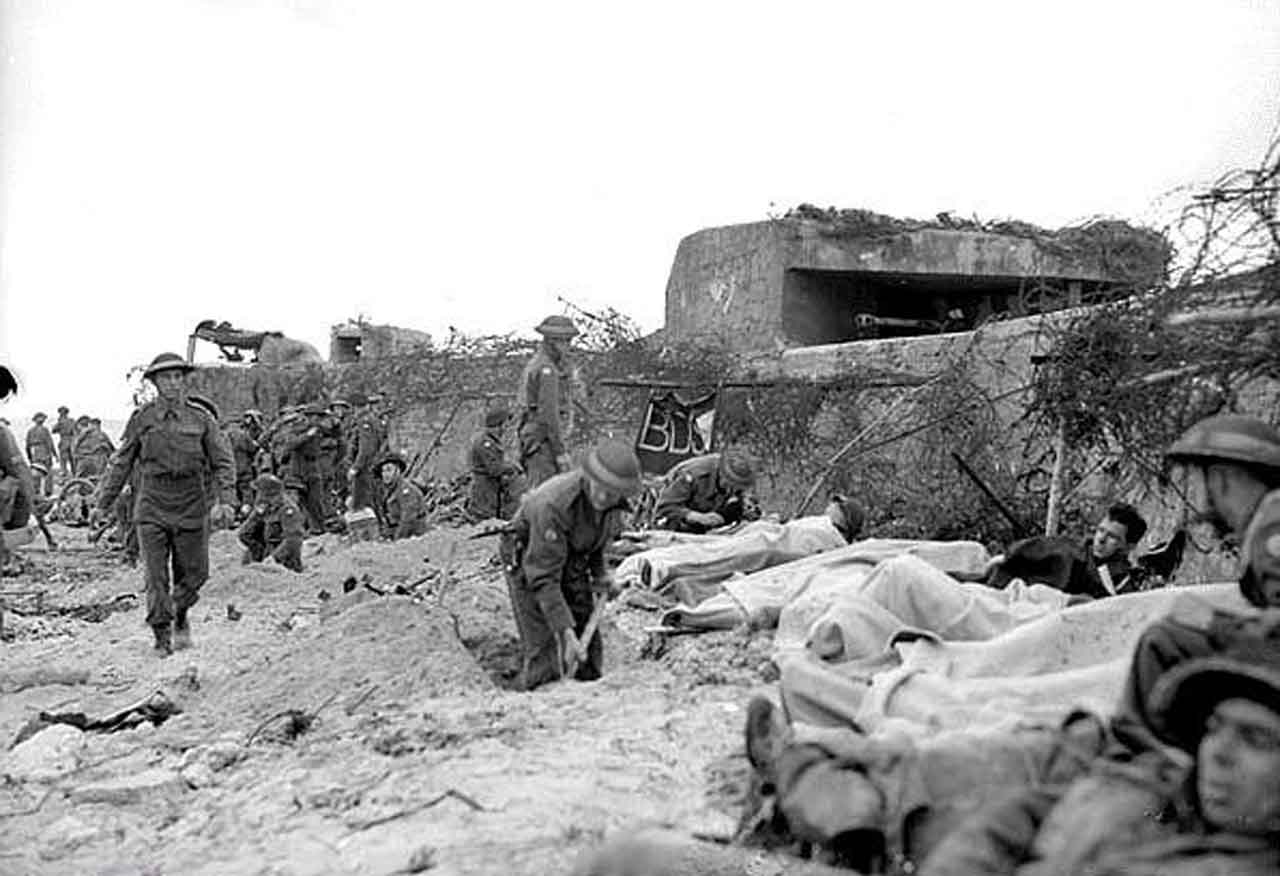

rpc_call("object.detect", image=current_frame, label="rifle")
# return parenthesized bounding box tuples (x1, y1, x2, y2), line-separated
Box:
(408, 396, 467, 483)
(950, 452, 1034, 539)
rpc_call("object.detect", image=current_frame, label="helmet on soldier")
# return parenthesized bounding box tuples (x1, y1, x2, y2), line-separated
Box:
(535, 315, 579, 340)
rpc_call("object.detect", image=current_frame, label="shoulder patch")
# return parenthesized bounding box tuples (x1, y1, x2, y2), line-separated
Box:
(541, 366, 554, 375)
(683, 474, 694, 484)
(402, 487, 413, 497)
(543, 528, 558, 543)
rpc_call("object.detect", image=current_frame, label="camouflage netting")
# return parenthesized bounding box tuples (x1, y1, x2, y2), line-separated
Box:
(782, 204, 1171, 287)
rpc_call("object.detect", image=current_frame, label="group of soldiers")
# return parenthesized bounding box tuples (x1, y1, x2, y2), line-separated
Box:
(21, 407, 116, 499)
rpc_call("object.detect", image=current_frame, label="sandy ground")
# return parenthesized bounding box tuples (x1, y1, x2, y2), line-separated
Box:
(0, 523, 776, 876)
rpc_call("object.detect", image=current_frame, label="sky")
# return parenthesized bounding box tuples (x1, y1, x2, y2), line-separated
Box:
(1, 0, 1278, 431)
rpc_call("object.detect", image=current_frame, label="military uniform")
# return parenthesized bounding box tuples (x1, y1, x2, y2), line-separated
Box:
(1111, 415, 1280, 752)
(467, 425, 520, 521)
(0, 423, 33, 546)
(382, 474, 427, 539)
(238, 485, 305, 572)
(24, 420, 56, 495)
(224, 421, 260, 509)
(97, 396, 236, 637)
(654, 453, 757, 533)
(72, 425, 115, 478)
(52, 412, 75, 477)
(517, 320, 576, 489)
(348, 407, 383, 512)
(504, 469, 629, 690)
(281, 410, 329, 532)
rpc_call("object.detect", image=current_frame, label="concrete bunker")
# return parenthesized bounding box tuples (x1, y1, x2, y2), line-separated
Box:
(781, 269, 1112, 344)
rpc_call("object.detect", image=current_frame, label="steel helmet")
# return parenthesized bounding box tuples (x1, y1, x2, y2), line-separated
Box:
(1165, 415, 1280, 472)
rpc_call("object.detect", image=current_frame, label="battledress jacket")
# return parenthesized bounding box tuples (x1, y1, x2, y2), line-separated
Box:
(383, 477, 427, 539)
(516, 346, 571, 458)
(654, 453, 756, 531)
(24, 424, 56, 466)
(510, 471, 628, 633)
(919, 754, 1279, 876)
(97, 398, 236, 529)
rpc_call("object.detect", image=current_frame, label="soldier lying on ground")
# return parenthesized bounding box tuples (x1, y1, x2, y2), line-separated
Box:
(574, 640, 1280, 875)
(616, 495, 864, 606)
(653, 449, 761, 534)
(238, 474, 304, 572)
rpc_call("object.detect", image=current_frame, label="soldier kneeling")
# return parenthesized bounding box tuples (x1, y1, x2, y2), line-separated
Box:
(238, 474, 304, 572)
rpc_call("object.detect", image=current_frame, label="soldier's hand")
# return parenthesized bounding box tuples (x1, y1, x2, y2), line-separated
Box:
(559, 628, 587, 676)
(556, 453, 572, 472)
(347, 467, 358, 481)
(239, 504, 252, 518)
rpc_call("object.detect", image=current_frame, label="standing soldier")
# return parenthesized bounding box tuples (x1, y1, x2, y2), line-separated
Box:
(517, 315, 578, 489)
(238, 473, 304, 572)
(24, 412, 57, 496)
(327, 398, 352, 510)
(280, 403, 330, 533)
(467, 404, 521, 521)
(52, 406, 75, 479)
(346, 393, 383, 514)
(503, 437, 642, 691)
(377, 452, 427, 539)
(224, 411, 261, 514)
(94, 353, 236, 657)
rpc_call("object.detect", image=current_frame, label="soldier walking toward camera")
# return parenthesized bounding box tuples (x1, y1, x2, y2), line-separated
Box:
(95, 353, 236, 657)
(517, 315, 578, 489)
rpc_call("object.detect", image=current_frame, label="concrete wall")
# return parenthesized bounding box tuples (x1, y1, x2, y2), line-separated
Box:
(663, 221, 785, 351)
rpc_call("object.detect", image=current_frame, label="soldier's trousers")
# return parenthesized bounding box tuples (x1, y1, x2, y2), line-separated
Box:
(138, 521, 209, 630)
(58, 445, 73, 476)
(467, 474, 514, 521)
(1109, 617, 1216, 753)
(520, 444, 560, 491)
(505, 570, 602, 691)
(299, 475, 329, 532)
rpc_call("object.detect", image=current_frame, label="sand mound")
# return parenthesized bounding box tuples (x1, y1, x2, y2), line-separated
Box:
(237, 596, 493, 722)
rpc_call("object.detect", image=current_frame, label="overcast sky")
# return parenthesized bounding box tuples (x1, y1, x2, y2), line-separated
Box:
(1, 0, 1278, 427)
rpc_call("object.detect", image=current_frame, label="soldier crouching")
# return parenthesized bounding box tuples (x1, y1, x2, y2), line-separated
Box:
(503, 438, 641, 691)
(238, 474, 304, 572)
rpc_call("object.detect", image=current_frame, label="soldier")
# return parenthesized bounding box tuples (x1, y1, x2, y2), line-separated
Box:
(345, 393, 384, 514)
(0, 415, 34, 570)
(94, 353, 236, 657)
(317, 399, 347, 516)
(224, 411, 261, 513)
(73, 417, 116, 478)
(24, 412, 57, 496)
(653, 448, 760, 533)
(467, 404, 521, 521)
(1111, 414, 1280, 751)
(238, 473, 304, 572)
(503, 438, 642, 691)
(516, 315, 578, 489)
(378, 452, 427, 539)
(281, 403, 330, 532)
(326, 399, 352, 509)
(52, 406, 75, 478)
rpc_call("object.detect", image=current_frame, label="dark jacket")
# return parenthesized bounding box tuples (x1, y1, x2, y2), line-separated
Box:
(516, 345, 571, 457)
(654, 453, 754, 533)
(97, 398, 235, 529)
(509, 470, 628, 633)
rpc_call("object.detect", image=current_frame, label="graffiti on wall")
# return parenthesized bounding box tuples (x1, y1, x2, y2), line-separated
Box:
(634, 390, 718, 476)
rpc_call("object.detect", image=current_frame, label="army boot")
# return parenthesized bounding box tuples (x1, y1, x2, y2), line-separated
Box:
(153, 624, 173, 657)
(173, 609, 192, 651)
